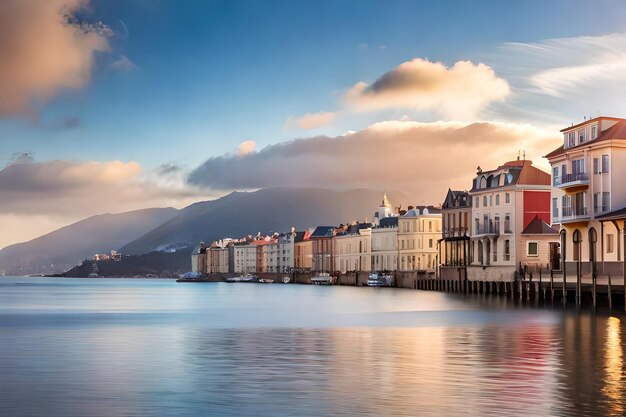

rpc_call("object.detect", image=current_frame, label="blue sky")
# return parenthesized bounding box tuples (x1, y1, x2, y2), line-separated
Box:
(2, 0, 626, 247)
(3, 0, 626, 167)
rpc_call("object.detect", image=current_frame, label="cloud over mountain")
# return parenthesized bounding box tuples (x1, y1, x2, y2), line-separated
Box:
(0, 0, 111, 116)
(285, 112, 337, 130)
(188, 120, 559, 202)
(344, 58, 510, 119)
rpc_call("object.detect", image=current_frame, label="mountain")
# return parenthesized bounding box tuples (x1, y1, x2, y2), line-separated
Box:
(0, 207, 179, 276)
(121, 187, 408, 256)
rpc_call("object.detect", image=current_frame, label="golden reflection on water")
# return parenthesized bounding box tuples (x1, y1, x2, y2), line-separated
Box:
(603, 316, 624, 416)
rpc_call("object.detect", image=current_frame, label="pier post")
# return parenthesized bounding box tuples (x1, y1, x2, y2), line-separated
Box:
(592, 271, 597, 310)
(608, 274, 613, 311)
(550, 270, 554, 303)
(534, 282, 539, 303)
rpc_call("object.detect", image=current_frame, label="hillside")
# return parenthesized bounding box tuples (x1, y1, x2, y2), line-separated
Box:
(0, 207, 179, 276)
(121, 187, 407, 255)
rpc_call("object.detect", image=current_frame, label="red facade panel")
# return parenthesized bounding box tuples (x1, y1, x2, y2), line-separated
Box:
(523, 190, 551, 229)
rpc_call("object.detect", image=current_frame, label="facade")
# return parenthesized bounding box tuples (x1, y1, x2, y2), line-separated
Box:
(190, 242, 207, 275)
(334, 223, 372, 273)
(255, 240, 272, 273)
(231, 242, 257, 274)
(440, 189, 472, 280)
(267, 230, 296, 273)
(545, 116, 626, 277)
(208, 245, 230, 274)
(397, 206, 442, 271)
(294, 229, 313, 271)
(310, 226, 337, 273)
(468, 159, 557, 281)
(371, 216, 398, 272)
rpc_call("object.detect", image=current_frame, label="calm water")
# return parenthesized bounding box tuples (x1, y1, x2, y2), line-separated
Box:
(0, 278, 625, 416)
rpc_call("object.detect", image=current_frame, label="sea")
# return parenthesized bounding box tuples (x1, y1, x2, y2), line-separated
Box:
(0, 277, 624, 416)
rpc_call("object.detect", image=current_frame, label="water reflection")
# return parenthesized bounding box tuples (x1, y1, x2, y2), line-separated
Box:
(1, 278, 626, 416)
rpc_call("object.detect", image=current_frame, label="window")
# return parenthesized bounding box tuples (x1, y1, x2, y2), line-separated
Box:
(607, 234, 614, 253)
(553, 167, 560, 185)
(591, 124, 598, 139)
(602, 155, 609, 173)
(495, 194, 500, 205)
(493, 240, 498, 262)
(428, 239, 433, 248)
(505, 193, 510, 204)
(475, 197, 480, 208)
(504, 240, 510, 261)
(594, 193, 600, 213)
(602, 192, 610, 212)
(571, 159, 584, 174)
(594, 158, 600, 175)
(483, 196, 488, 207)
(478, 241, 484, 265)
(578, 129, 586, 144)
(489, 195, 493, 206)
(566, 131, 575, 147)
(552, 198, 559, 219)
(527, 241, 539, 257)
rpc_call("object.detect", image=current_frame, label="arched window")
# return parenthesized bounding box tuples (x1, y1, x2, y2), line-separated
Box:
(483, 196, 488, 207)
(478, 241, 483, 265)
(479, 176, 487, 189)
(573, 229, 582, 262)
(495, 194, 500, 205)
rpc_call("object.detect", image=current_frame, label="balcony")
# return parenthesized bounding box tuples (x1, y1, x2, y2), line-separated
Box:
(443, 227, 469, 239)
(560, 205, 590, 223)
(555, 172, 589, 192)
(474, 221, 500, 236)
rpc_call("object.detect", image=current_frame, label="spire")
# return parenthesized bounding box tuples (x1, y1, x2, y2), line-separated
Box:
(381, 192, 391, 208)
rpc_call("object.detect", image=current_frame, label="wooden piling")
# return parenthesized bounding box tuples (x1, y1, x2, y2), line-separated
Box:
(592, 272, 597, 310)
(608, 274, 613, 311)
(550, 270, 554, 303)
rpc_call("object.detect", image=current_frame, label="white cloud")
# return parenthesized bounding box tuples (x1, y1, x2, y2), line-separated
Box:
(237, 140, 257, 157)
(344, 58, 510, 119)
(189, 120, 559, 200)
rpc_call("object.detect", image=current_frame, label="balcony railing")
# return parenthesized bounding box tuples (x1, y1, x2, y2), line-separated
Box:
(559, 172, 589, 186)
(474, 221, 499, 236)
(443, 227, 469, 238)
(562, 206, 588, 218)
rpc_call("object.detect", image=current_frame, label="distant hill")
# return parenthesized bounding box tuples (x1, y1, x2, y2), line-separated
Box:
(121, 187, 408, 255)
(0, 207, 179, 276)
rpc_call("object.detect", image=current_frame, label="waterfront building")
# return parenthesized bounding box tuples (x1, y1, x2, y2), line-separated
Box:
(231, 241, 257, 274)
(208, 240, 231, 274)
(440, 189, 472, 280)
(190, 242, 207, 275)
(294, 228, 313, 271)
(255, 238, 273, 273)
(267, 229, 297, 273)
(545, 116, 626, 278)
(334, 223, 372, 273)
(468, 159, 558, 281)
(371, 216, 398, 272)
(310, 226, 337, 273)
(398, 206, 442, 271)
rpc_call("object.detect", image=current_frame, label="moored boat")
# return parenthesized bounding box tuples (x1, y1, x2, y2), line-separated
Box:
(311, 272, 334, 285)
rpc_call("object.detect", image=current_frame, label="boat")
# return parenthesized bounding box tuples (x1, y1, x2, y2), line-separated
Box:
(282, 276, 291, 284)
(368, 272, 394, 287)
(226, 274, 258, 283)
(311, 272, 334, 285)
(258, 278, 274, 284)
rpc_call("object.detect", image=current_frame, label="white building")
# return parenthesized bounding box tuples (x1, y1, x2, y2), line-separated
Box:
(545, 116, 626, 278)
(334, 223, 372, 273)
(267, 229, 296, 273)
(398, 206, 442, 271)
(231, 242, 257, 274)
(373, 193, 395, 226)
(371, 216, 398, 271)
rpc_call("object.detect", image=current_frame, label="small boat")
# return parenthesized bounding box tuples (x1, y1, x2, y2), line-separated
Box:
(258, 278, 274, 284)
(311, 272, 334, 285)
(226, 274, 258, 283)
(282, 276, 291, 284)
(368, 272, 393, 287)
